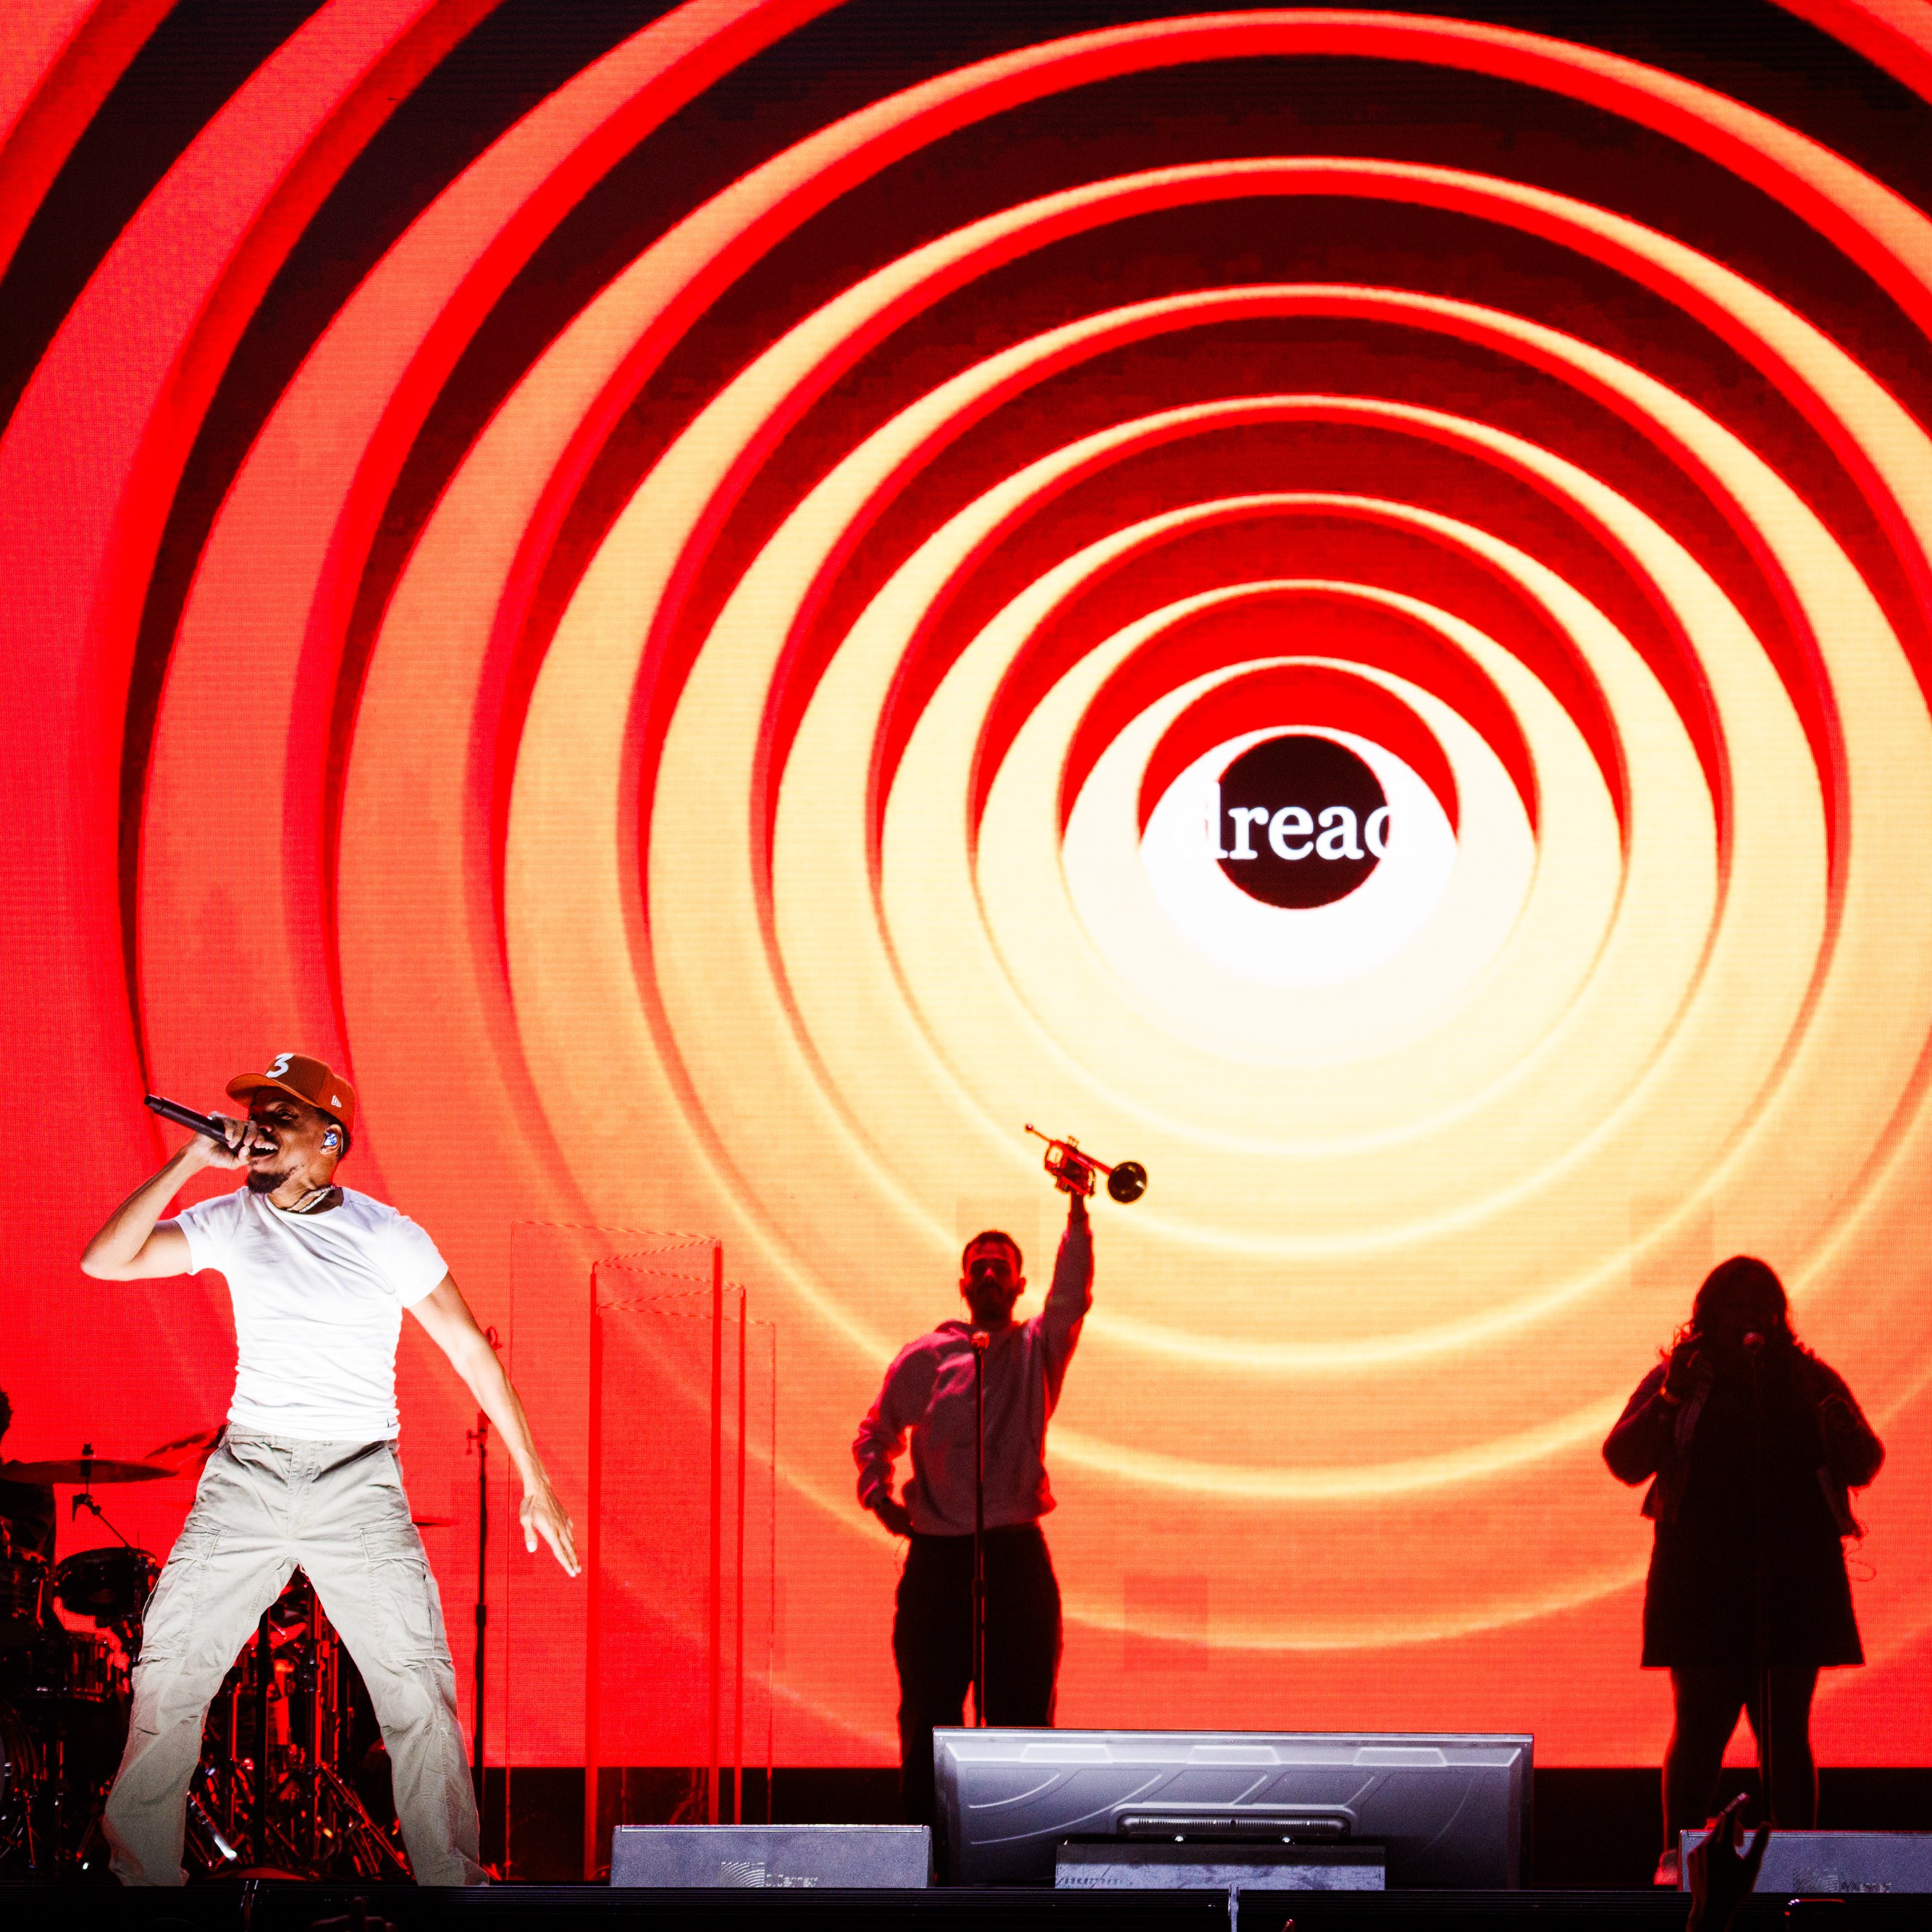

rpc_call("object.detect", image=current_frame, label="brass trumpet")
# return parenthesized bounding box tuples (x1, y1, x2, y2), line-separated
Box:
(1025, 1125, 1148, 1204)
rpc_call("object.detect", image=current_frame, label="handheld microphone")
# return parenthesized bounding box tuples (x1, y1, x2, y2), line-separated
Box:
(144, 1093, 269, 1158)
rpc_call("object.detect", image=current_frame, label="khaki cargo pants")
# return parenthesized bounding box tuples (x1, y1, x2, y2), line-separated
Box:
(104, 1431, 484, 1886)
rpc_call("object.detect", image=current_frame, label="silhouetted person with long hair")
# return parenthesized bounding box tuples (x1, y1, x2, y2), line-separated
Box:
(1605, 1256, 1883, 1883)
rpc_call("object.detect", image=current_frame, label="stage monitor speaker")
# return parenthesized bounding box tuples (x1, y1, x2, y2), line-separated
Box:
(934, 1729, 1531, 1887)
(609, 1823, 931, 1889)
(1680, 1830, 1932, 1894)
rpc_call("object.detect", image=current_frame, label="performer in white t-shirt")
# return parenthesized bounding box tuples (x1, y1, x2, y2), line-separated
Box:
(81, 1053, 576, 1886)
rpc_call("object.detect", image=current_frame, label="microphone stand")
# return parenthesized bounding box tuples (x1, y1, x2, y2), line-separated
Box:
(1746, 1336, 1774, 1821)
(466, 1325, 502, 1828)
(467, 1409, 490, 1810)
(971, 1331, 988, 1728)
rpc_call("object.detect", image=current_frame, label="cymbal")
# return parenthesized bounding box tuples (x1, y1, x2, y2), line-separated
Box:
(410, 1513, 456, 1528)
(1, 1455, 173, 1485)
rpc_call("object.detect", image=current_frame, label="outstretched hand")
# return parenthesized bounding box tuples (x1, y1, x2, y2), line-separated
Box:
(1687, 1792, 1769, 1932)
(521, 1479, 580, 1576)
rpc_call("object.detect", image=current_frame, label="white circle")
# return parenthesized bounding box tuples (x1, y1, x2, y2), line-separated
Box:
(1139, 728, 1460, 987)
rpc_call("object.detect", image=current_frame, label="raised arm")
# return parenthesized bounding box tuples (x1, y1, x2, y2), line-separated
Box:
(80, 1119, 251, 1279)
(408, 1278, 579, 1575)
(1603, 1363, 1676, 1485)
(1038, 1191, 1093, 1395)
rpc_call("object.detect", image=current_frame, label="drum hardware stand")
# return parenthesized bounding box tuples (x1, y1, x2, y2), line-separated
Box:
(0, 1708, 41, 1870)
(22, 1735, 75, 1877)
(171, 1571, 408, 1881)
(300, 1597, 324, 1868)
(252, 1612, 273, 1860)
(188, 1768, 241, 1866)
(5, 1773, 43, 1873)
(46, 1736, 65, 1864)
(971, 1330, 988, 1728)
(68, 1445, 136, 1548)
(9, 1708, 115, 1877)
(14, 1734, 52, 1875)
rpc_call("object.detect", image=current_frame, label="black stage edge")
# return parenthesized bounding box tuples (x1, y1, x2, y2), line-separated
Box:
(10, 1772, 1931, 1925)
(2, 1885, 1928, 1930)
(482, 1767, 1932, 1888)
(1537, 1770, 1932, 1888)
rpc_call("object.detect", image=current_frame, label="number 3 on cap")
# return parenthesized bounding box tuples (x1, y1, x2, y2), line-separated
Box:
(266, 1052, 292, 1078)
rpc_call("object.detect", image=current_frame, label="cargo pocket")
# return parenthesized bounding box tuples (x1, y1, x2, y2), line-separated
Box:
(139, 1525, 224, 1666)
(360, 1526, 444, 1662)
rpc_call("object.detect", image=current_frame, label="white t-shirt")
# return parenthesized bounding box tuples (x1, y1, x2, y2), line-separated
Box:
(172, 1185, 448, 1442)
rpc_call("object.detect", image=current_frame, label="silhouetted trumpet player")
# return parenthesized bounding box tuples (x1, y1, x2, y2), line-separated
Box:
(853, 1127, 1138, 1828)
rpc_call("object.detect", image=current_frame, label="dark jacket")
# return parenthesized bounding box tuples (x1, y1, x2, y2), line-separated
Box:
(1603, 1340, 1882, 1668)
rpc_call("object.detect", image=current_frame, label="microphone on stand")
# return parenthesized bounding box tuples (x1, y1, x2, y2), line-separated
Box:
(1741, 1327, 1773, 1816)
(144, 1094, 271, 1158)
(971, 1328, 989, 1729)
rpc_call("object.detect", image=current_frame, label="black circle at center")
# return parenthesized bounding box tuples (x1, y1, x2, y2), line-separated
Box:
(1216, 734, 1387, 908)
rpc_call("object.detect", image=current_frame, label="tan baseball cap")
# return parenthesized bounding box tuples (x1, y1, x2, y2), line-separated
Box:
(227, 1054, 356, 1135)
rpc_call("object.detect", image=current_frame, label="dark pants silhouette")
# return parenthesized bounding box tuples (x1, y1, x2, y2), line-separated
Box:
(894, 1524, 1061, 1828)
(1666, 1663, 1820, 1839)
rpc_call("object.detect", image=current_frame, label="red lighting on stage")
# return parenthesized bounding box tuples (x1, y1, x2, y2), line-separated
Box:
(3, 0, 1932, 1786)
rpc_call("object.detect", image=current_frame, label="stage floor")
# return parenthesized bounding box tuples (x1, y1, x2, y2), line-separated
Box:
(458, 1767, 1932, 1888)
(3, 1883, 1928, 1929)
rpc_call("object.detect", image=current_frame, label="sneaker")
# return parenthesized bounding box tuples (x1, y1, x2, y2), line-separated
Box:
(1653, 1846, 1681, 1888)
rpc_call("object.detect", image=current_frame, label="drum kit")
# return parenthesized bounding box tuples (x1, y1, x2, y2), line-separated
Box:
(0, 1445, 427, 1881)
(0, 1451, 163, 1874)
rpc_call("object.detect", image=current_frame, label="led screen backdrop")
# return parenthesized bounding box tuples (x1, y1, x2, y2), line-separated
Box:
(4, 0, 1932, 1771)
